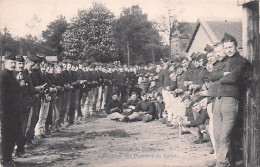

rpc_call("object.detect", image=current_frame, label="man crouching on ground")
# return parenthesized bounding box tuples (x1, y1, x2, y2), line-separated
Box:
(106, 92, 125, 121)
(125, 93, 155, 122)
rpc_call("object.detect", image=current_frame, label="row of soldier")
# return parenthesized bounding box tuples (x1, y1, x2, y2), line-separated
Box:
(0, 53, 153, 167)
(0, 32, 251, 167)
(104, 33, 251, 167)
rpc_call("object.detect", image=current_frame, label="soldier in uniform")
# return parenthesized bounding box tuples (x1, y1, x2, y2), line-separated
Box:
(25, 53, 45, 144)
(0, 52, 22, 167)
(211, 33, 250, 167)
(13, 55, 32, 158)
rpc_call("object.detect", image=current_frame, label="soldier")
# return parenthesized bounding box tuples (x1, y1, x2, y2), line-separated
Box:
(35, 62, 51, 137)
(75, 60, 84, 122)
(13, 55, 32, 158)
(66, 61, 78, 125)
(0, 52, 22, 167)
(210, 33, 250, 167)
(25, 53, 44, 145)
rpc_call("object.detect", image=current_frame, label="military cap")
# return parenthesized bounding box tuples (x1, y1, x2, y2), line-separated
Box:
(57, 62, 63, 68)
(4, 52, 16, 61)
(71, 60, 77, 66)
(67, 59, 72, 64)
(112, 92, 118, 96)
(26, 53, 40, 63)
(62, 59, 67, 64)
(213, 41, 222, 48)
(82, 63, 88, 67)
(77, 59, 83, 64)
(204, 44, 214, 54)
(89, 64, 96, 68)
(190, 52, 198, 61)
(197, 53, 207, 61)
(16, 55, 25, 62)
(175, 64, 182, 69)
(221, 33, 237, 46)
(141, 92, 146, 97)
(36, 53, 45, 62)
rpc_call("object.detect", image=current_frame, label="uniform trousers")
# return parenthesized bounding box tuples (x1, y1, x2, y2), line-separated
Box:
(96, 86, 103, 111)
(92, 87, 98, 112)
(26, 98, 41, 141)
(207, 101, 216, 159)
(60, 90, 69, 124)
(1, 118, 19, 163)
(68, 89, 77, 124)
(213, 97, 238, 165)
(64, 89, 72, 124)
(101, 85, 108, 110)
(53, 94, 62, 129)
(35, 99, 50, 136)
(76, 88, 83, 118)
(162, 89, 176, 124)
(85, 90, 94, 116)
(16, 108, 29, 153)
(106, 85, 113, 104)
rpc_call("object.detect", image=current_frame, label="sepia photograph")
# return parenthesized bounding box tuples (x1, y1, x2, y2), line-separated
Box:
(0, 0, 259, 166)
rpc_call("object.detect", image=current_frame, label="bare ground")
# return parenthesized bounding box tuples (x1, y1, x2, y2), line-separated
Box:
(14, 113, 214, 167)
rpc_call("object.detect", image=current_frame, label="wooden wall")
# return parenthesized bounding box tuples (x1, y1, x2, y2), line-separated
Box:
(242, 1, 260, 166)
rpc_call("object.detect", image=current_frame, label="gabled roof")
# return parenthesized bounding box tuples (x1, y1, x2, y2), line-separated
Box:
(186, 17, 242, 53)
(1, 56, 58, 62)
(45, 56, 58, 62)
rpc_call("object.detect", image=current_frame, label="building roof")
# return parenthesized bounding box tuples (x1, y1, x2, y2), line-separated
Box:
(1, 56, 57, 62)
(45, 56, 58, 62)
(186, 17, 242, 53)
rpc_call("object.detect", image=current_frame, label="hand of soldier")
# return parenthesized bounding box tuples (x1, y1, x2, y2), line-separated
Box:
(20, 80, 26, 87)
(189, 85, 194, 90)
(184, 81, 188, 87)
(187, 81, 193, 85)
(45, 95, 52, 102)
(182, 120, 190, 126)
(224, 72, 231, 76)
(129, 106, 135, 110)
(35, 85, 43, 92)
(199, 90, 208, 96)
(165, 86, 170, 90)
(49, 87, 55, 92)
(184, 91, 191, 96)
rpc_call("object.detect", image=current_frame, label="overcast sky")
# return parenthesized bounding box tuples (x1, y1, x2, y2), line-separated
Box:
(0, 0, 242, 38)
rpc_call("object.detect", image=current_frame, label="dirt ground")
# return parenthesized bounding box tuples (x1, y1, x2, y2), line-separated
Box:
(14, 113, 215, 167)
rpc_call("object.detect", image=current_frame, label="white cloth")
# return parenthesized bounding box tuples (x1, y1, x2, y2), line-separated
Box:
(162, 89, 186, 124)
(207, 101, 216, 158)
(35, 99, 50, 135)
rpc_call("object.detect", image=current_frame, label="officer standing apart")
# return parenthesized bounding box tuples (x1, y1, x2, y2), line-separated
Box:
(0, 52, 22, 167)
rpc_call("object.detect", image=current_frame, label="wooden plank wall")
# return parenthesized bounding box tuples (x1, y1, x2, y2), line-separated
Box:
(242, 1, 260, 166)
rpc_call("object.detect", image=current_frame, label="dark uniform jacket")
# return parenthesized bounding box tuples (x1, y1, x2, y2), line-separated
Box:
(105, 99, 123, 114)
(0, 69, 22, 123)
(14, 70, 34, 110)
(192, 67, 202, 85)
(123, 99, 140, 109)
(208, 59, 227, 97)
(217, 53, 248, 99)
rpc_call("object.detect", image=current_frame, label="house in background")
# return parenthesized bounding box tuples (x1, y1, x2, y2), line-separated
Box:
(185, 17, 242, 57)
(169, 22, 195, 59)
